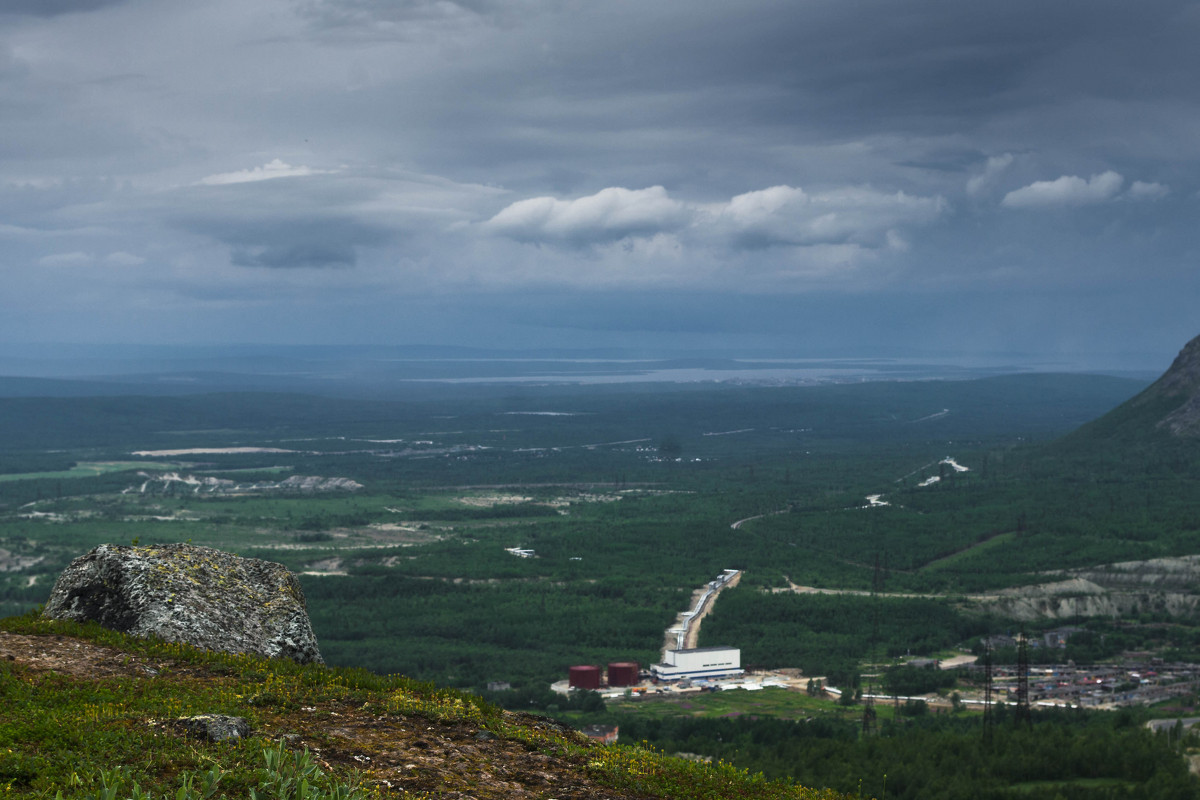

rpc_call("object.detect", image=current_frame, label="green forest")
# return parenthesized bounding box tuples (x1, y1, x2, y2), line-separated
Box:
(597, 708, 1200, 800)
(5, 368, 1200, 796)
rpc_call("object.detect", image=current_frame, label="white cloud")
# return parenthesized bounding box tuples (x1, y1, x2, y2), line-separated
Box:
(718, 185, 805, 224)
(483, 186, 690, 243)
(38, 251, 92, 266)
(966, 153, 1014, 196)
(198, 159, 332, 186)
(707, 185, 946, 248)
(484, 183, 945, 257)
(471, 182, 947, 290)
(1128, 180, 1169, 201)
(1001, 171, 1124, 208)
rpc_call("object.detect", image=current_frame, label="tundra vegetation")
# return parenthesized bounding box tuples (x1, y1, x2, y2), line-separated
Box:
(1, 613, 846, 800)
(3, 370, 1200, 797)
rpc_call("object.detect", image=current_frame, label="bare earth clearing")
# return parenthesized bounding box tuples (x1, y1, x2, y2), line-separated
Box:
(775, 554, 1200, 622)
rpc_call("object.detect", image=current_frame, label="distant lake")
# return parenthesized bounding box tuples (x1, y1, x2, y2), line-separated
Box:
(0, 347, 1162, 397)
(388, 356, 1140, 385)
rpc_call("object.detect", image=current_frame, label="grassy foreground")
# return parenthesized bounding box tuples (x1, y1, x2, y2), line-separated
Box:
(0, 612, 851, 800)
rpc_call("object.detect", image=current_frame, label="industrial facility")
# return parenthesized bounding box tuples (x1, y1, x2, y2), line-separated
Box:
(566, 661, 642, 691)
(556, 569, 745, 695)
(651, 646, 742, 682)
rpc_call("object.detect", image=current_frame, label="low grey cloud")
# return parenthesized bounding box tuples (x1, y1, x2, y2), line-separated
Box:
(966, 154, 1015, 197)
(300, 0, 528, 29)
(177, 212, 388, 270)
(103, 251, 145, 266)
(230, 242, 357, 269)
(37, 250, 92, 267)
(159, 165, 503, 270)
(1128, 180, 1170, 201)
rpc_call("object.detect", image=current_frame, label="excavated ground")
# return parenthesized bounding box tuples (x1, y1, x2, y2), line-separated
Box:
(0, 631, 649, 799)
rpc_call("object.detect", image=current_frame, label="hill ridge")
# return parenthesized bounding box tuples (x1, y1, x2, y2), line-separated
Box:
(1062, 332, 1200, 445)
(1153, 333, 1200, 436)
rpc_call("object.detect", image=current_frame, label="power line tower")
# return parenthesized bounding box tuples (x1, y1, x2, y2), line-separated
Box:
(982, 639, 994, 745)
(861, 554, 884, 737)
(1015, 631, 1032, 728)
(860, 694, 876, 735)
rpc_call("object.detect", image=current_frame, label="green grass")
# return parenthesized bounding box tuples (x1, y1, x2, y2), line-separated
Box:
(198, 465, 294, 475)
(0, 462, 177, 483)
(1008, 777, 1137, 792)
(595, 687, 956, 732)
(608, 687, 848, 721)
(0, 613, 850, 800)
(921, 531, 1018, 571)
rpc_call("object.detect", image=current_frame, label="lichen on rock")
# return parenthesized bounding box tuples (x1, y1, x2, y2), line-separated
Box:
(42, 543, 323, 664)
(176, 714, 252, 742)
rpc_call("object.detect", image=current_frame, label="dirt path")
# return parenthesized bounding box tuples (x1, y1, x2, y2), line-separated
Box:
(774, 578, 946, 600)
(730, 511, 785, 530)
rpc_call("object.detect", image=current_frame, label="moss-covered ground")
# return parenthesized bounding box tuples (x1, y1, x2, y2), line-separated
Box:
(0, 613, 850, 800)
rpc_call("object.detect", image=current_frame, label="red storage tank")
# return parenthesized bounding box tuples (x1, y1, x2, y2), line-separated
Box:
(607, 662, 639, 687)
(569, 665, 601, 690)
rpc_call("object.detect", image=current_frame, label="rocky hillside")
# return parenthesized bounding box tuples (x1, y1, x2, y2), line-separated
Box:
(0, 614, 846, 800)
(967, 555, 1200, 621)
(1155, 334, 1200, 437)
(127, 473, 363, 497)
(1063, 332, 1200, 445)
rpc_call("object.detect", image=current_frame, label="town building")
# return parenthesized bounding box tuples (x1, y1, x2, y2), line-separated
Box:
(581, 724, 619, 744)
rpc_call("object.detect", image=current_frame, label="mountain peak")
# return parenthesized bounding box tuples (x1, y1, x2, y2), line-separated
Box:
(1153, 333, 1200, 399)
(1149, 333, 1200, 436)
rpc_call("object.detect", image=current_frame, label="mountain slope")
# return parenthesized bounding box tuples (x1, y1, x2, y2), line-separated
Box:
(1154, 333, 1200, 436)
(1060, 332, 1200, 450)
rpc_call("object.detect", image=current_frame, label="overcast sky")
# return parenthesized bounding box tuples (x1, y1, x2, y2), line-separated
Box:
(2, 0, 1198, 366)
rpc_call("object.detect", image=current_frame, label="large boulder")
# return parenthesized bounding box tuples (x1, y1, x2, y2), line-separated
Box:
(42, 543, 323, 664)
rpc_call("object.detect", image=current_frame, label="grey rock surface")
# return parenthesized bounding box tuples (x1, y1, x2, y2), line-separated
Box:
(177, 714, 252, 742)
(42, 543, 323, 664)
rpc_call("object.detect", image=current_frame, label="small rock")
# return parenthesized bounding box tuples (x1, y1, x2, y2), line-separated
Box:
(178, 714, 251, 742)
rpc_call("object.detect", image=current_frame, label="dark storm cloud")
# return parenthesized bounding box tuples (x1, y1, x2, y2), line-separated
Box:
(0, 0, 128, 17)
(300, 0, 1200, 178)
(3, 0, 1199, 360)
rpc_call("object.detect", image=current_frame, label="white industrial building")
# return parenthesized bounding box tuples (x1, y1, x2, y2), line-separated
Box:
(651, 647, 742, 681)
